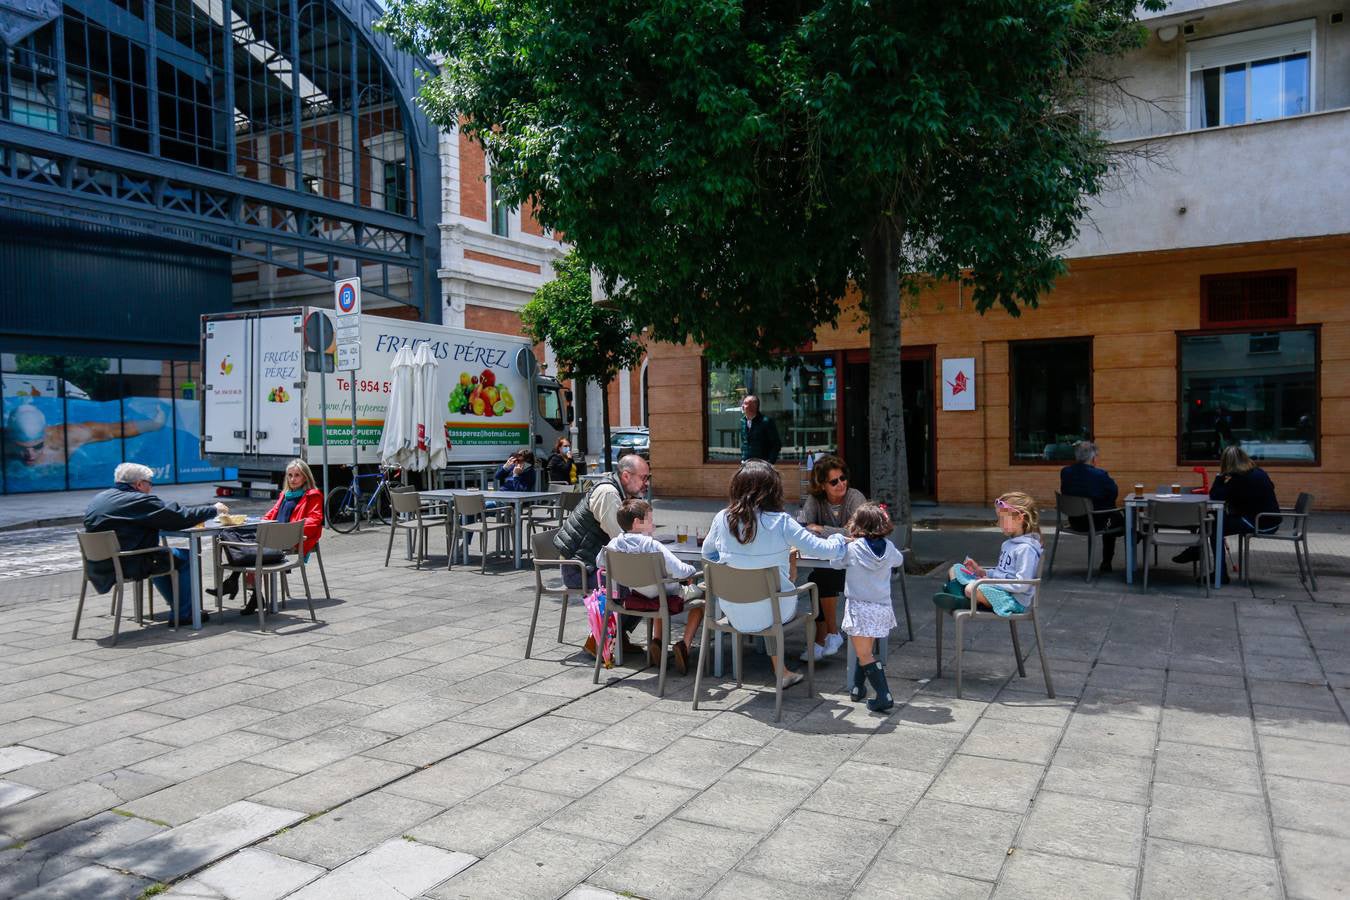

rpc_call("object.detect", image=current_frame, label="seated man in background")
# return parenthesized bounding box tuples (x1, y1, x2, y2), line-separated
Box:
(1059, 440, 1122, 574)
(84, 462, 226, 624)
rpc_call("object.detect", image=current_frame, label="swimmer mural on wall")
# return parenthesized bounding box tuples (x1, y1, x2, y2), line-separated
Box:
(2, 364, 226, 493)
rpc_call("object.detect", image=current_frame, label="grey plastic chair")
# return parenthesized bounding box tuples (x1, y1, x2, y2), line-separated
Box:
(75, 530, 177, 644)
(450, 492, 513, 573)
(1240, 492, 1317, 592)
(593, 550, 705, 699)
(385, 489, 450, 569)
(1141, 499, 1211, 597)
(935, 550, 1053, 699)
(528, 491, 584, 538)
(218, 520, 316, 631)
(528, 528, 587, 658)
(1047, 492, 1127, 582)
(693, 562, 818, 721)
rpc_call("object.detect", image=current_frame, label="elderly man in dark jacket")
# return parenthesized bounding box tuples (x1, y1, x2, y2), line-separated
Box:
(1059, 440, 1124, 574)
(84, 462, 225, 623)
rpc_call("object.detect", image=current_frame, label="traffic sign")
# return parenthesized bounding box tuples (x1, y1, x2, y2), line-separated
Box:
(334, 277, 362, 371)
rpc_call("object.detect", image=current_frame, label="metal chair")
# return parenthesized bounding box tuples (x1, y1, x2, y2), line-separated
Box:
(450, 492, 514, 573)
(592, 551, 705, 698)
(692, 563, 818, 721)
(1141, 499, 1211, 597)
(935, 550, 1053, 699)
(1240, 492, 1317, 592)
(527, 491, 584, 538)
(1047, 492, 1127, 582)
(528, 529, 588, 658)
(74, 531, 177, 644)
(385, 489, 450, 569)
(218, 521, 317, 631)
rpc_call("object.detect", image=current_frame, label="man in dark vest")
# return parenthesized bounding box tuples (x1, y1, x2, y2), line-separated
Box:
(740, 394, 781, 464)
(554, 453, 651, 657)
(84, 462, 226, 624)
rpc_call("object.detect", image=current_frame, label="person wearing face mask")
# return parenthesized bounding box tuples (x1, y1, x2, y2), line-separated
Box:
(546, 436, 575, 485)
(796, 455, 867, 662)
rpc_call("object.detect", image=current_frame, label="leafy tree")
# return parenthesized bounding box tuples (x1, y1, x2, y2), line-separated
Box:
(520, 251, 645, 471)
(384, 0, 1161, 518)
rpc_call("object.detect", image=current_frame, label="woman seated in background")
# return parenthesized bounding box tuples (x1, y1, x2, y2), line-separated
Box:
(701, 460, 848, 689)
(495, 449, 539, 492)
(210, 458, 323, 614)
(797, 454, 866, 662)
(546, 437, 575, 485)
(1175, 444, 1280, 583)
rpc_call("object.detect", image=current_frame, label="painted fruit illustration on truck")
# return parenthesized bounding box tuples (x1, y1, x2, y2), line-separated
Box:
(449, 371, 513, 418)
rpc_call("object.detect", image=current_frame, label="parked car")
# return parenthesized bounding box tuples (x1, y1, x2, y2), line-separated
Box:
(609, 426, 650, 465)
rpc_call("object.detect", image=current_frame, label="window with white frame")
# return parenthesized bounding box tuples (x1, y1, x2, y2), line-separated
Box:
(1188, 20, 1313, 129)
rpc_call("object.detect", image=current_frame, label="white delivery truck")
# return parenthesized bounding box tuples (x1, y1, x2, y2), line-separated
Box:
(199, 308, 569, 492)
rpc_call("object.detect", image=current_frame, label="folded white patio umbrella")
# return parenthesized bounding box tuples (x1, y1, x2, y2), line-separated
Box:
(412, 342, 448, 471)
(378, 345, 416, 469)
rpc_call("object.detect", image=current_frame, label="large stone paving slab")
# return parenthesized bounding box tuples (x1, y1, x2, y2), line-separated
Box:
(100, 800, 306, 881)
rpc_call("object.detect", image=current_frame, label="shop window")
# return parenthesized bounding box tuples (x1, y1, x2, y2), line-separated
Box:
(1179, 328, 1317, 463)
(704, 356, 838, 463)
(1010, 339, 1093, 463)
(1188, 21, 1312, 129)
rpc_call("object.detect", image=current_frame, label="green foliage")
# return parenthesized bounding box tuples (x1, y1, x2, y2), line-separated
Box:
(14, 354, 110, 391)
(382, 0, 1163, 367)
(520, 250, 644, 386)
(137, 885, 168, 899)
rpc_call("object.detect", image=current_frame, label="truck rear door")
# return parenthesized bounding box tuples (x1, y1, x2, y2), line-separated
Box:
(253, 313, 305, 458)
(203, 317, 250, 456)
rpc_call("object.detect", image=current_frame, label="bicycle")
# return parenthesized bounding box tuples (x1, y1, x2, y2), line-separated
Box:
(326, 466, 398, 533)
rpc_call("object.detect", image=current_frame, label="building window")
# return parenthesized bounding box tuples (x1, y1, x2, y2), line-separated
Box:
(1179, 328, 1317, 464)
(490, 178, 510, 237)
(1010, 339, 1092, 463)
(704, 356, 837, 463)
(382, 160, 409, 215)
(1188, 21, 1312, 129)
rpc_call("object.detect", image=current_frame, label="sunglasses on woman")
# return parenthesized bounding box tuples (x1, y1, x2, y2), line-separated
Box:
(827, 475, 848, 487)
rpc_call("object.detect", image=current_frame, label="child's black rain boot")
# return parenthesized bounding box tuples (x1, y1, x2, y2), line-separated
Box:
(850, 657, 868, 703)
(863, 662, 894, 713)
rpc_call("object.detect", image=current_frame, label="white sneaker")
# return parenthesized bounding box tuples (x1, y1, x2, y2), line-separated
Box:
(823, 633, 845, 657)
(798, 642, 827, 663)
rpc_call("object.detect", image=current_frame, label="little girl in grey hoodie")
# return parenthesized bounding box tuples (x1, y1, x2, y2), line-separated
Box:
(936, 491, 1043, 617)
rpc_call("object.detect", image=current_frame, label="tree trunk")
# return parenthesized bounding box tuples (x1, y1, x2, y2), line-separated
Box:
(866, 219, 912, 529)
(600, 377, 614, 472)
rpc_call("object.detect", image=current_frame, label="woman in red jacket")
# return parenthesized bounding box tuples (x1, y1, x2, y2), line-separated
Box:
(210, 459, 324, 614)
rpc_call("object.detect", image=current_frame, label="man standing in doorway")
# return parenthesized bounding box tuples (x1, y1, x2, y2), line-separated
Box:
(740, 394, 782, 464)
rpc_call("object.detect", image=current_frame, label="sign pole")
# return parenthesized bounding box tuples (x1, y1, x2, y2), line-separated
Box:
(320, 368, 330, 528)
(334, 276, 363, 512)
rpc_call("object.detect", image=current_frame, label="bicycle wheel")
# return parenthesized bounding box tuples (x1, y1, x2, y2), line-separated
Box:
(326, 486, 361, 533)
(368, 484, 392, 527)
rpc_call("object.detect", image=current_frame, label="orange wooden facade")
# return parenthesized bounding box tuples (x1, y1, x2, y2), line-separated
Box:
(645, 237, 1350, 509)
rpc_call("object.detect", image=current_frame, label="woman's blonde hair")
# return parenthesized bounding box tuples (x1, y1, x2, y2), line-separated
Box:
(286, 459, 316, 491)
(997, 491, 1041, 541)
(1220, 444, 1256, 476)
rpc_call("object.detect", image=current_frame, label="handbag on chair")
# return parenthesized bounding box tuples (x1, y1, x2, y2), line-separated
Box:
(219, 528, 286, 567)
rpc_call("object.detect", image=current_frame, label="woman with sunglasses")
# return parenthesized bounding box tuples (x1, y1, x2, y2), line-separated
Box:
(796, 455, 867, 662)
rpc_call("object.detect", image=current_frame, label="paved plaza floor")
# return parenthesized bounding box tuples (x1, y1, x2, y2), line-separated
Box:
(0, 506, 1347, 899)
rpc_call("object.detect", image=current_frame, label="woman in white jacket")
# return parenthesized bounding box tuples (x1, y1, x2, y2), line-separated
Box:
(701, 460, 848, 688)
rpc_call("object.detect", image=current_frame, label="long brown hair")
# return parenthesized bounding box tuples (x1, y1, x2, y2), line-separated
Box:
(726, 460, 784, 544)
(808, 454, 849, 500)
(1220, 444, 1255, 475)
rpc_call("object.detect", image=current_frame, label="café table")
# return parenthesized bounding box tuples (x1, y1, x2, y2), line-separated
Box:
(161, 517, 262, 630)
(1123, 492, 1226, 589)
(421, 489, 559, 570)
